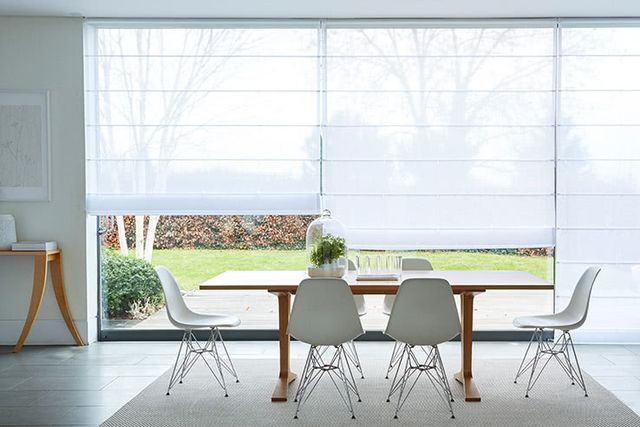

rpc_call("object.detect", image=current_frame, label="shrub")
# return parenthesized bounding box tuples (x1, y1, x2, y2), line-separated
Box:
(102, 250, 164, 318)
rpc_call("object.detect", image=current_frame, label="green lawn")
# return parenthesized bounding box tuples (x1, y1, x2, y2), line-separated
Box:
(151, 249, 552, 291)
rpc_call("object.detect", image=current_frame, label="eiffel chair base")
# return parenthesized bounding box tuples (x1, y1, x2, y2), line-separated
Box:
(514, 328, 588, 398)
(166, 328, 239, 397)
(293, 345, 362, 420)
(386, 343, 455, 420)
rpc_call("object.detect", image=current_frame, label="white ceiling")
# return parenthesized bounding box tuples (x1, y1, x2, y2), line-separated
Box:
(0, 0, 639, 19)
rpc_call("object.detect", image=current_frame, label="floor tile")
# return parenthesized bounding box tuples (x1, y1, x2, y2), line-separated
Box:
(4, 363, 169, 378)
(0, 376, 29, 391)
(624, 345, 640, 356)
(0, 357, 16, 373)
(602, 355, 640, 366)
(136, 355, 180, 365)
(33, 389, 140, 407)
(0, 405, 73, 425)
(49, 405, 122, 425)
(12, 376, 117, 391)
(610, 390, 640, 406)
(592, 376, 640, 391)
(63, 354, 147, 366)
(583, 365, 640, 378)
(0, 390, 49, 406)
(100, 376, 158, 391)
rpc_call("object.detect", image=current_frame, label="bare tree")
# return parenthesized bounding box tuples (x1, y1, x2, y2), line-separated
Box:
(98, 28, 250, 260)
(352, 28, 550, 153)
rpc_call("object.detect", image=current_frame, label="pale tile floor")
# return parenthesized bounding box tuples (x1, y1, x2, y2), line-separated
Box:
(0, 341, 639, 426)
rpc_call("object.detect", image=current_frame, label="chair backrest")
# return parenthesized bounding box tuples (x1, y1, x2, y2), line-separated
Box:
(561, 266, 601, 328)
(402, 257, 433, 271)
(289, 278, 364, 346)
(385, 278, 460, 346)
(155, 266, 192, 328)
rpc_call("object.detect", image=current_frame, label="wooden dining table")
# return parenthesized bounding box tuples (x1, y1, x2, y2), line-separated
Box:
(200, 270, 552, 403)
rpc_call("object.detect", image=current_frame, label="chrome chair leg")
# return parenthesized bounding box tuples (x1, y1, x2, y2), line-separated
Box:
(213, 328, 240, 383)
(514, 328, 540, 384)
(567, 332, 588, 397)
(385, 341, 403, 379)
(166, 331, 188, 395)
(344, 340, 365, 379)
(165, 328, 237, 397)
(387, 343, 455, 420)
(516, 329, 588, 398)
(293, 345, 360, 420)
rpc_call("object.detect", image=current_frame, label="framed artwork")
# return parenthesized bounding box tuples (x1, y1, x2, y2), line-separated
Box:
(0, 91, 50, 201)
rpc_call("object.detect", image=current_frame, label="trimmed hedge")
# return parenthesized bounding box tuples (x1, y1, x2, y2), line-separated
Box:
(100, 215, 553, 257)
(102, 250, 164, 318)
(102, 215, 314, 250)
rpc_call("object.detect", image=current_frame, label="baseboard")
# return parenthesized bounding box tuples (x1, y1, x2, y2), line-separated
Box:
(0, 319, 90, 346)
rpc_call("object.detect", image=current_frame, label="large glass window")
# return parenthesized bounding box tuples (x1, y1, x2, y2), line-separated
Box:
(86, 21, 559, 337)
(98, 215, 552, 331)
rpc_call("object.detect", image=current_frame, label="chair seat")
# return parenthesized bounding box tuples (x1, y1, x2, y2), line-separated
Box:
(513, 313, 580, 331)
(171, 312, 241, 330)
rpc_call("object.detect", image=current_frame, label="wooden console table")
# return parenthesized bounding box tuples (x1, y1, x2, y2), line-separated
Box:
(0, 250, 85, 352)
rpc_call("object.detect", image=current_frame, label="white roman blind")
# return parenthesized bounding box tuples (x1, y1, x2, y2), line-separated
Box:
(322, 23, 556, 249)
(85, 23, 321, 215)
(557, 22, 640, 340)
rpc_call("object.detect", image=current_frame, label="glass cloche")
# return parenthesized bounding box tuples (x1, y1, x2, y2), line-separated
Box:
(306, 209, 348, 277)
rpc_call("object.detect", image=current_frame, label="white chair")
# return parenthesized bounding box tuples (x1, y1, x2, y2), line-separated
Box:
(289, 278, 365, 420)
(345, 259, 365, 379)
(385, 278, 460, 420)
(348, 259, 367, 316)
(155, 266, 240, 397)
(384, 257, 433, 379)
(513, 266, 601, 398)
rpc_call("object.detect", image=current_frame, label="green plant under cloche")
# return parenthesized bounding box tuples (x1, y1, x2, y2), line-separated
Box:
(309, 234, 346, 267)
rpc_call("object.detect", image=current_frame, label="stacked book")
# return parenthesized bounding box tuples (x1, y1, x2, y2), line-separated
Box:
(11, 241, 58, 251)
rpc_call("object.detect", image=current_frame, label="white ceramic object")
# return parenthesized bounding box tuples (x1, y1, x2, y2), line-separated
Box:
(307, 265, 346, 278)
(0, 214, 17, 250)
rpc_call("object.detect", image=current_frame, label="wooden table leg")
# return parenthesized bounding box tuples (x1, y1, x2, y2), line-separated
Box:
(454, 291, 482, 402)
(13, 255, 48, 353)
(50, 253, 85, 346)
(270, 291, 297, 402)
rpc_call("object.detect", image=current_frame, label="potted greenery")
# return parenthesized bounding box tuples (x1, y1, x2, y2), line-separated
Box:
(306, 210, 348, 278)
(308, 234, 347, 277)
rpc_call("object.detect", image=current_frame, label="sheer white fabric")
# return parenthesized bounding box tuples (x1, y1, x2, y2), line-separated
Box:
(322, 26, 556, 248)
(557, 25, 640, 340)
(85, 26, 321, 214)
(86, 23, 556, 249)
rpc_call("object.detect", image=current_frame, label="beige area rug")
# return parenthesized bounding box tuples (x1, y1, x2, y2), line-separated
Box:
(102, 356, 640, 427)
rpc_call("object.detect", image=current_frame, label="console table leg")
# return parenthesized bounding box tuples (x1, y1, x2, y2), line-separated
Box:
(50, 254, 85, 346)
(13, 255, 48, 353)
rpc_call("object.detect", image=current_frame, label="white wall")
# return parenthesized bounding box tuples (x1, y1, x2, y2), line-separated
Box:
(0, 17, 95, 345)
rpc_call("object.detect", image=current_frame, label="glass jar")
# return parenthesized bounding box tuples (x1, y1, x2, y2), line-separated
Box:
(306, 209, 348, 277)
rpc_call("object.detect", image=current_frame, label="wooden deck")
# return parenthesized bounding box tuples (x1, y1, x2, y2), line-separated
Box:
(110, 289, 554, 331)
